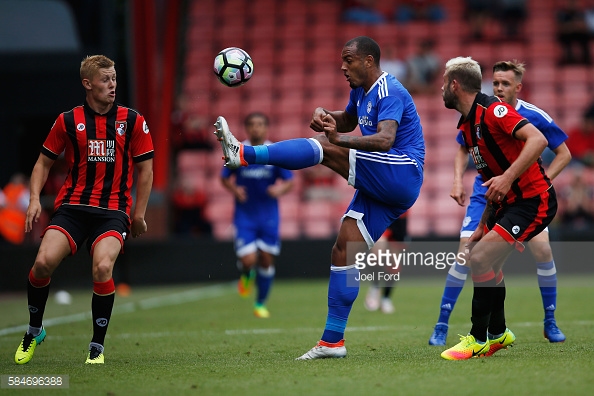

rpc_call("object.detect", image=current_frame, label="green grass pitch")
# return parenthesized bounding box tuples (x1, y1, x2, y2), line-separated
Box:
(1, 275, 593, 395)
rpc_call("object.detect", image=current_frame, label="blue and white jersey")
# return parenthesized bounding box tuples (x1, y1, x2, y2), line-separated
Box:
(345, 72, 425, 168)
(516, 99, 568, 150)
(221, 140, 293, 225)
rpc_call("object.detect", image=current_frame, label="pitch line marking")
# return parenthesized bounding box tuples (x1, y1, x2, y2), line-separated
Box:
(0, 284, 231, 337)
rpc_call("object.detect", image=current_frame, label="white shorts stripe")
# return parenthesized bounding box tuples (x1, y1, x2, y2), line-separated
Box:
(356, 151, 418, 166)
(342, 209, 374, 249)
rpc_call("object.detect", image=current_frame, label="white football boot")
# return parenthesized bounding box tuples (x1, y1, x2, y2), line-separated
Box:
(295, 340, 347, 360)
(213, 116, 247, 169)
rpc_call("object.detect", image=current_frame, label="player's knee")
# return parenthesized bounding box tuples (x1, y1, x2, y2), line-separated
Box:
(331, 242, 347, 266)
(468, 250, 492, 273)
(93, 260, 114, 281)
(32, 254, 59, 278)
(259, 255, 274, 268)
(456, 250, 469, 265)
(240, 254, 257, 268)
(531, 245, 553, 263)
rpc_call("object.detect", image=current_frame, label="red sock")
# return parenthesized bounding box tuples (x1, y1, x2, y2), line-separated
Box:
(93, 278, 115, 295)
(29, 269, 50, 288)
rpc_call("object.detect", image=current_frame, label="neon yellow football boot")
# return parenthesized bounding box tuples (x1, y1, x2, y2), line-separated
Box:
(238, 269, 255, 298)
(15, 327, 46, 364)
(485, 328, 515, 357)
(441, 334, 489, 360)
(254, 303, 270, 318)
(85, 343, 105, 364)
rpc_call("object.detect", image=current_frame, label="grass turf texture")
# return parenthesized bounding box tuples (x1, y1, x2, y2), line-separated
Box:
(1, 275, 593, 395)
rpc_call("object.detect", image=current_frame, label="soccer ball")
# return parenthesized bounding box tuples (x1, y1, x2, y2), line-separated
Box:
(213, 47, 254, 87)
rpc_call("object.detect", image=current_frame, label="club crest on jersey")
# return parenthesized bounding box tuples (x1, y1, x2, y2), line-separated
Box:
(77, 123, 85, 131)
(494, 104, 508, 118)
(367, 101, 372, 113)
(116, 121, 127, 136)
(475, 124, 482, 140)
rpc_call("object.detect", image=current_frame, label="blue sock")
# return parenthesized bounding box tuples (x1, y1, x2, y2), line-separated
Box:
(437, 262, 470, 324)
(243, 138, 322, 169)
(255, 266, 275, 305)
(321, 265, 360, 343)
(537, 261, 557, 321)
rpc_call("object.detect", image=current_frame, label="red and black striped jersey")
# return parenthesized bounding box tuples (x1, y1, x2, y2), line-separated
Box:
(41, 101, 154, 217)
(457, 93, 551, 203)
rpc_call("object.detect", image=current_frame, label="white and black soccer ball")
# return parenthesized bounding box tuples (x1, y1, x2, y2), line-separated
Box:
(213, 47, 254, 87)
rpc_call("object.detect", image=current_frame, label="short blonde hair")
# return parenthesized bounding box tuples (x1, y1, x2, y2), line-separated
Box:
(444, 56, 482, 93)
(80, 55, 115, 81)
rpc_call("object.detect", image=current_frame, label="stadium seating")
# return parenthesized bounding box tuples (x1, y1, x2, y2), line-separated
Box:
(182, 0, 594, 239)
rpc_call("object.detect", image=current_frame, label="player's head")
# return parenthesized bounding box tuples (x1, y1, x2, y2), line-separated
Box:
(80, 55, 117, 107)
(442, 57, 482, 109)
(492, 60, 525, 105)
(80, 55, 115, 81)
(244, 112, 269, 145)
(342, 36, 381, 89)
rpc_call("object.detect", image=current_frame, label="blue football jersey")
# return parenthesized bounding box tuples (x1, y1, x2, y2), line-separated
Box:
(345, 72, 425, 168)
(221, 140, 293, 224)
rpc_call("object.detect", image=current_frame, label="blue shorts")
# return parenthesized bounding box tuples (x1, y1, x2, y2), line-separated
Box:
(344, 149, 423, 248)
(234, 217, 280, 258)
(460, 175, 488, 238)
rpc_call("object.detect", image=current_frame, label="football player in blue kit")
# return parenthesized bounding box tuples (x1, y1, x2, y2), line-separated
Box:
(221, 112, 294, 318)
(429, 60, 571, 346)
(215, 36, 425, 359)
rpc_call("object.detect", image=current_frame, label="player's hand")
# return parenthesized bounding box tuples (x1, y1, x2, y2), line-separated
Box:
(25, 199, 42, 233)
(465, 224, 484, 254)
(482, 175, 512, 203)
(323, 113, 338, 143)
(131, 218, 147, 238)
(235, 186, 247, 203)
(310, 107, 327, 132)
(267, 184, 282, 198)
(450, 180, 466, 206)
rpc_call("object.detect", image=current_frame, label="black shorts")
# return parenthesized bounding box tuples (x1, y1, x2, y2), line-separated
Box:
(44, 205, 130, 255)
(487, 187, 557, 252)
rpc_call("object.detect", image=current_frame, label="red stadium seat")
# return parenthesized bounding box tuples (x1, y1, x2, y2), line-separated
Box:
(303, 219, 335, 239)
(280, 220, 301, 240)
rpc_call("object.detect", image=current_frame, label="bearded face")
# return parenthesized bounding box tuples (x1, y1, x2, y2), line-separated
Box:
(442, 79, 458, 110)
